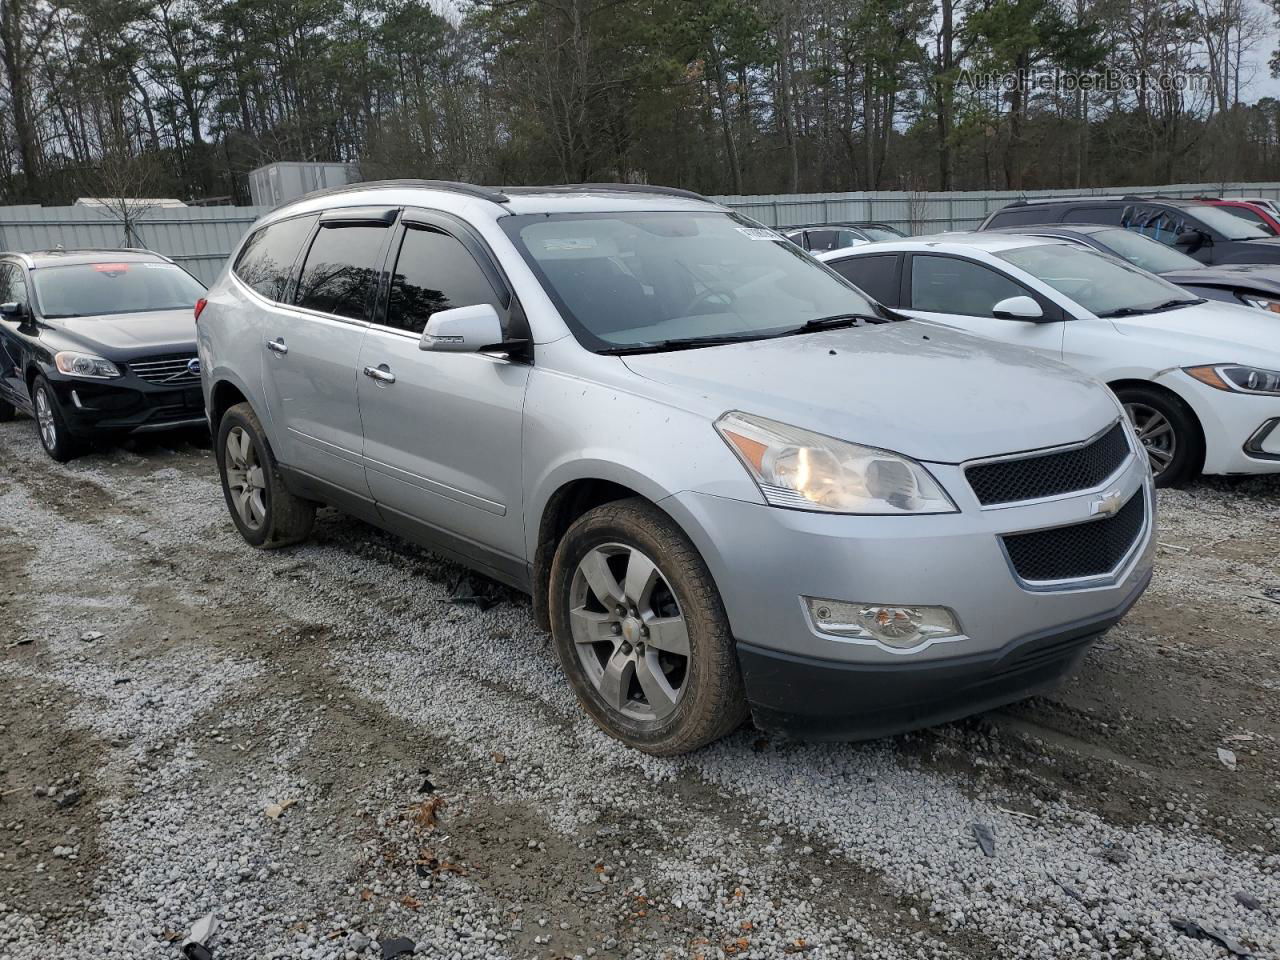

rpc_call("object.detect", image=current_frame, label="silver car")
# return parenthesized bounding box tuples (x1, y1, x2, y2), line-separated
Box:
(198, 181, 1155, 755)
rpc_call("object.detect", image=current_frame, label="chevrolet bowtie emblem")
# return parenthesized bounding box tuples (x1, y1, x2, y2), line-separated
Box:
(1090, 490, 1124, 517)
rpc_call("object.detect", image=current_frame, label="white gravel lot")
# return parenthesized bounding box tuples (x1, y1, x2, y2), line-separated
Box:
(0, 419, 1276, 960)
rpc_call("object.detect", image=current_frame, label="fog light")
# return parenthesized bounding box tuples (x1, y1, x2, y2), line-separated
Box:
(804, 598, 961, 649)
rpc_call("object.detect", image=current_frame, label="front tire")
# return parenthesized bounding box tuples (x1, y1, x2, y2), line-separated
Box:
(1117, 385, 1203, 487)
(216, 402, 314, 548)
(31, 376, 82, 462)
(549, 498, 748, 755)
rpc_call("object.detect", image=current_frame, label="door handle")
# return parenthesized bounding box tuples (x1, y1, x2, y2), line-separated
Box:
(363, 364, 396, 385)
(266, 338, 288, 355)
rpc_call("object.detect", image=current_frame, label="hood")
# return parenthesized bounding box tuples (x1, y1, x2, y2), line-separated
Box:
(1160, 263, 1280, 295)
(1110, 300, 1280, 362)
(43, 309, 197, 360)
(622, 322, 1118, 464)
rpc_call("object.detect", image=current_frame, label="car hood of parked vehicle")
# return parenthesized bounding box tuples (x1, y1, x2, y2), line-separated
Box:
(42, 309, 198, 360)
(1107, 299, 1280, 361)
(1160, 262, 1280, 294)
(621, 322, 1119, 465)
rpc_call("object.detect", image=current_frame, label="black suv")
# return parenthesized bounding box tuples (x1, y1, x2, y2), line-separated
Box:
(0, 249, 207, 461)
(979, 196, 1280, 266)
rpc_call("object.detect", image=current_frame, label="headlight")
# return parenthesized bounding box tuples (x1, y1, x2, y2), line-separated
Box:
(715, 411, 957, 514)
(54, 352, 121, 379)
(1185, 364, 1280, 396)
(1241, 295, 1280, 313)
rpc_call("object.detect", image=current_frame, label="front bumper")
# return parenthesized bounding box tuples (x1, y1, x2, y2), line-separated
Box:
(662, 443, 1154, 740)
(1158, 370, 1280, 474)
(737, 568, 1150, 740)
(48, 376, 207, 436)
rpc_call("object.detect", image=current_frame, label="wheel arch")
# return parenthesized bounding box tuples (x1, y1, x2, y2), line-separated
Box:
(1108, 376, 1206, 475)
(530, 469, 693, 633)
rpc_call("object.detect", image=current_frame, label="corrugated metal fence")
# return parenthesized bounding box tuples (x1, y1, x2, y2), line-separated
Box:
(4, 181, 1280, 285)
(711, 182, 1280, 230)
(0, 203, 269, 285)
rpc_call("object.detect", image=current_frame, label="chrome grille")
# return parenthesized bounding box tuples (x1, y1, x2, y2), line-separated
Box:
(128, 354, 200, 385)
(967, 421, 1130, 506)
(1002, 492, 1146, 583)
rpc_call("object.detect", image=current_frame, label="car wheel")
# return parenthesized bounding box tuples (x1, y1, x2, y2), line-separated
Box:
(31, 376, 82, 462)
(549, 497, 748, 755)
(216, 401, 314, 548)
(1117, 385, 1203, 486)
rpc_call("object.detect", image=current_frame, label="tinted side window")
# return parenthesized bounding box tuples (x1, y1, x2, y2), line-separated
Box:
(1062, 205, 1125, 225)
(294, 224, 390, 320)
(829, 254, 900, 305)
(0, 264, 13, 303)
(806, 230, 839, 251)
(382, 226, 503, 335)
(233, 215, 317, 301)
(911, 255, 1028, 316)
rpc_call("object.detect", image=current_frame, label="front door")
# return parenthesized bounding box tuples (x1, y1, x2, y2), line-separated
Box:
(0, 264, 30, 407)
(901, 253, 1065, 359)
(259, 212, 394, 497)
(357, 216, 530, 576)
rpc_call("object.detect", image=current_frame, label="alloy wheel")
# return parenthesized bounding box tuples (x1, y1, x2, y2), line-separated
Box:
(1124, 402, 1176, 477)
(568, 543, 690, 722)
(35, 388, 57, 450)
(224, 426, 268, 530)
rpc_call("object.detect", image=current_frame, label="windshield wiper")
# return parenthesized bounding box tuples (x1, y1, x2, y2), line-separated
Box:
(597, 333, 774, 355)
(1099, 298, 1204, 318)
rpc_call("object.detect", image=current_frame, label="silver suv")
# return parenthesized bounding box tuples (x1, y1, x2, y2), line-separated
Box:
(198, 181, 1155, 754)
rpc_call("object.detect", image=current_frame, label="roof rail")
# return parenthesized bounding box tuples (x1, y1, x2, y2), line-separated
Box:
(285, 178, 510, 209)
(502, 183, 711, 202)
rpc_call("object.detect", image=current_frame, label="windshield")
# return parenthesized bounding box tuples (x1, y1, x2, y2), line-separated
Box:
(500, 211, 880, 351)
(32, 261, 206, 318)
(1185, 203, 1270, 240)
(1091, 229, 1203, 273)
(997, 243, 1196, 316)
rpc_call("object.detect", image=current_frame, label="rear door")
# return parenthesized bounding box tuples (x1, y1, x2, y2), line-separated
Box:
(900, 253, 1065, 359)
(356, 210, 531, 580)
(825, 253, 902, 306)
(259, 208, 395, 497)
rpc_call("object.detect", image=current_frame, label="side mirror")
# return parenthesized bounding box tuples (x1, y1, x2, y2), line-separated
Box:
(1174, 229, 1209, 247)
(992, 295, 1044, 321)
(420, 303, 504, 353)
(0, 301, 25, 319)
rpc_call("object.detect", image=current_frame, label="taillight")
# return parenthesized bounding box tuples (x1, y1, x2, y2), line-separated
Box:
(194, 298, 208, 322)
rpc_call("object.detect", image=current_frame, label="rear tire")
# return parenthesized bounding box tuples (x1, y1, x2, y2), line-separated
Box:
(216, 402, 314, 548)
(549, 497, 748, 755)
(31, 376, 83, 462)
(1116, 384, 1202, 487)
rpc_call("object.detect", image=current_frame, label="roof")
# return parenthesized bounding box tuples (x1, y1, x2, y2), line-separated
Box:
(984, 223, 1113, 236)
(1000, 194, 1196, 209)
(780, 221, 899, 230)
(815, 233, 1065, 258)
(4, 248, 173, 269)
(269, 179, 722, 222)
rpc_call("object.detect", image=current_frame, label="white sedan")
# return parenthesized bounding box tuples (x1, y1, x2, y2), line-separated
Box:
(818, 234, 1280, 485)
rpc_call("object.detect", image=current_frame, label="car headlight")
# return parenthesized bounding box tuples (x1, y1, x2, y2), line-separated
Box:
(54, 352, 121, 379)
(1185, 364, 1280, 396)
(715, 411, 957, 514)
(1241, 295, 1280, 313)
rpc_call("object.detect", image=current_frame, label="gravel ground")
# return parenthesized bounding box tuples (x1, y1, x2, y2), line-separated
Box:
(0, 418, 1277, 960)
